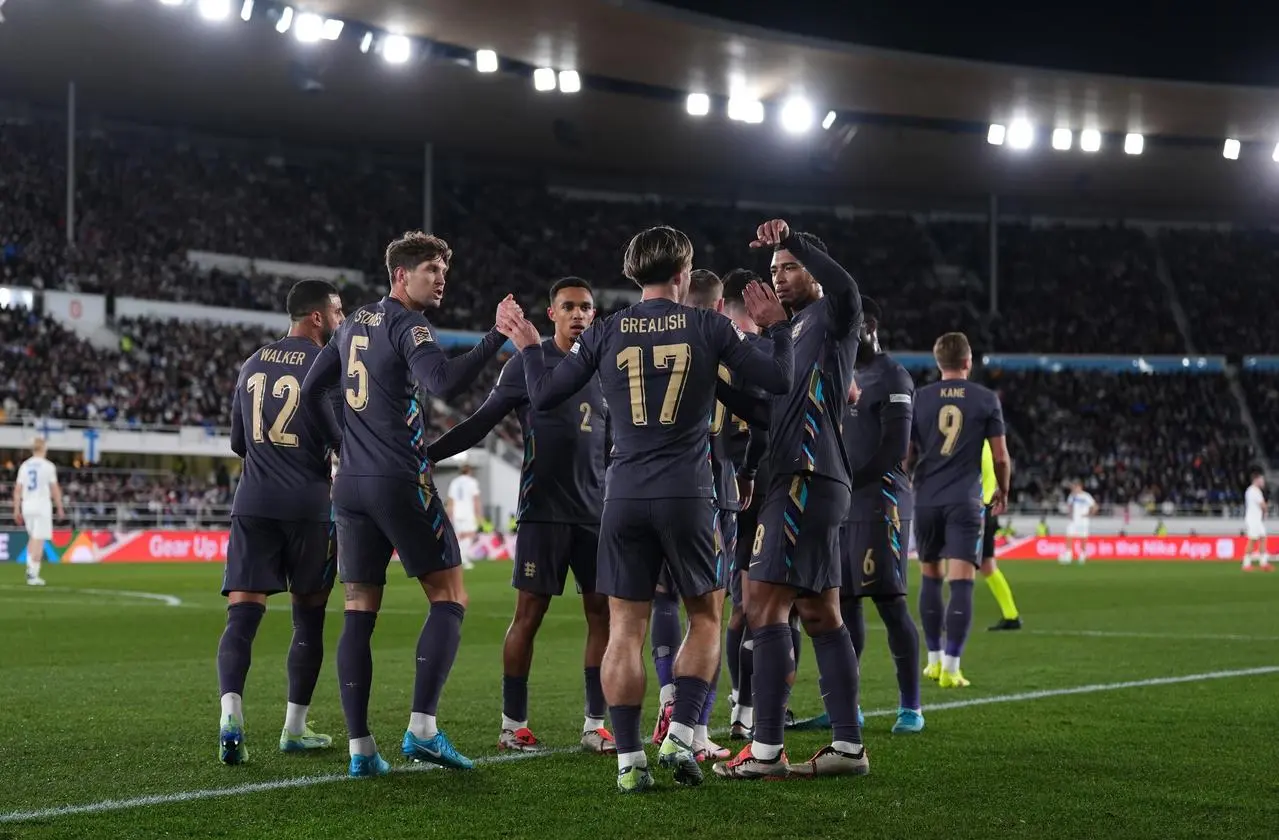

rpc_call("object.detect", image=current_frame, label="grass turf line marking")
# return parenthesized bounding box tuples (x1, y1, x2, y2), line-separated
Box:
(1025, 629, 1279, 643)
(0, 585, 183, 607)
(3, 665, 1277, 825)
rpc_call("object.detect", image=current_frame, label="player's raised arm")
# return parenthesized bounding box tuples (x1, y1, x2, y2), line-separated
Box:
(299, 339, 343, 450)
(753, 219, 863, 331)
(851, 367, 914, 491)
(717, 281, 794, 394)
(401, 298, 515, 401)
(427, 355, 527, 462)
(509, 314, 599, 411)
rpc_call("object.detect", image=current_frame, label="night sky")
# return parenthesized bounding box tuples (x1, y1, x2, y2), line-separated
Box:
(661, 0, 1279, 86)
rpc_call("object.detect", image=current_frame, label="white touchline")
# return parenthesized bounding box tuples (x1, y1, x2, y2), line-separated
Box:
(2, 665, 1276, 824)
(1025, 629, 1279, 643)
(0, 585, 183, 607)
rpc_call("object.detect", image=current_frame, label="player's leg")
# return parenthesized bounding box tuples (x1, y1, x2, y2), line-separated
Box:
(1242, 537, 1257, 570)
(935, 504, 983, 687)
(23, 511, 50, 585)
(571, 523, 615, 752)
(693, 511, 733, 759)
(597, 499, 662, 792)
(648, 576, 681, 742)
(915, 507, 947, 680)
(279, 521, 336, 752)
(725, 583, 746, 722)
(981, 510, 1021, 630)
(216, 516, 286, 765)
(728, 504, 756, 738)
(499, 522, 561, 751)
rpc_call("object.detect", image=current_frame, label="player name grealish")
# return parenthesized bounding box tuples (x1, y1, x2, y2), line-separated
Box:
(940, 386, 966, 398)
(258, 348, 310, 366)
(353, 310, 384, 326)
(619, 313, 687, 334)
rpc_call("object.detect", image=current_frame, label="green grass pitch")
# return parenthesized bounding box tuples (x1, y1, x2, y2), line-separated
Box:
(1, 560, 1276, 839)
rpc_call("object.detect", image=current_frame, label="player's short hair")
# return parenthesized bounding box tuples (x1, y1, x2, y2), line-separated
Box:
(32, 436, 46, 454)
(623, 226, 693, 287)
(1252, 469, 1265, 481)
(933, 332, 972, 371)
(385, 231, 452, 283)
(688, 269, 722, 308)
(721, 268, 760, 309)
(783, 231, 828, 255)
(286, 279, 340, 321)
(861, 295, 883, 327)
(549, 276, 593, 305)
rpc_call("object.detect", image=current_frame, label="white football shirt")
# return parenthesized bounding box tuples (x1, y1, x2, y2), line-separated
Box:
(448, 474, 481, 512)
(1067, 491, 1095, 523)
(17, 457, 58, 510)
(1245, 485, 1265, 520)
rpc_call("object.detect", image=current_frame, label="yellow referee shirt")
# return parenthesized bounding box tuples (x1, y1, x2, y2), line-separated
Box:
(981, 440, 997, 506)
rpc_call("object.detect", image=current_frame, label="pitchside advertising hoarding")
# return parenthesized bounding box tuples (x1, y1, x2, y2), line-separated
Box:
(994, 535, 1279, 561)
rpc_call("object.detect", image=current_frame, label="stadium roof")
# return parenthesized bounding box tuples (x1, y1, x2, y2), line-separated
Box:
(4, 0, 1279, 219)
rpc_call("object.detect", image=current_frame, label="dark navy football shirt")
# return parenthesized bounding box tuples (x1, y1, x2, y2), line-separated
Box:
(844, 352, 915, 522)
(912, 379, 1006, 507)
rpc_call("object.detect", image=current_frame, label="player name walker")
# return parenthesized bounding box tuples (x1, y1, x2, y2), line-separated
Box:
(619, 313, 687, 334)
(257, 348, 311, 366)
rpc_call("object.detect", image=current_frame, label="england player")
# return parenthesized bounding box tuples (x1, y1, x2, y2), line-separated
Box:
(217, 279, 345, 766)
(981, 441, 1022, 629)
(1243, 472, 1271, 571)
(716, 219, 867, 781)
(500, 225, 795, 793)
(913, 333, 1010, 689)
(839, 297, 924, 735)
(447, 465, 482, 569)
(426, 276, 616, 753)
(300, 230, 520, 777)
(1063, 481, 1097, 565)
(13, 438, 63, 586)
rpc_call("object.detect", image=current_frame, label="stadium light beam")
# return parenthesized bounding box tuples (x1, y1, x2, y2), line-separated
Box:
(239, 0, 253, 21)
(1080, 129, 1101, 152)
(475, 49, 499, 73)
(822, 110, 837, 130)
(1007, 120, 1034, 150)
(381, 34, 411, 64)
(320, 18, 343, 40)
(779, 97, 815, 134)
(1124, 133, 1144, 155)
(986, 123, 1006, 146)
(196, 0, 230, 20)
(533, 68, 556, 91)
(293, 12, 324, 42)
(274, 5, 293, 33)
(359, 32, 373, 53)
(1272, 142, 1279, 162)
(686, 93, 710, 117)
(1052, 128, 1072, 151)
(1223, 138, 1241, 160)
(558, 70, 581, 93)
(727, 97, 764, 124)
(159, 0, 185, 6)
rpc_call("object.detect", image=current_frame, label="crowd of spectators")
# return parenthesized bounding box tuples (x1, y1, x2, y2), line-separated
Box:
(1240, 370, 1279, 466)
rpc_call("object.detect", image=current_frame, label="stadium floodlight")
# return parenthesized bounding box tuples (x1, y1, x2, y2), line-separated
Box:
(686, 93, 710, 116)
(1124, 133, 1144, 155)
(558, 70, 581, 93)
(779, 97, 815, 134)
(1007, 120, 1034, 150)
(476, 49, 499, 73)
(986, 123, 1006, 145)
(1080, 128, 1101, 152)
(274, 5, 293, 33)
(727, 97, 764, 124)
(159, 0, 185, 6)
(359, 32, 373, 53)
(239, 0, 253, 21)
(1272, 142, 1279, 162)
(293, 12, 324, 42)
(822, 110, 837, 130)
(196, 0, 230, 20)
(533, 68, 556, 91)
(321, 18, 343, 40)
(1052, 128, 1072, 151)
(382, 34, 411, 64)
(1223, 138, 1241, 160)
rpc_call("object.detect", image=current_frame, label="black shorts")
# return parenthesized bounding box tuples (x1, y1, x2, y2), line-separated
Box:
(982, 506, 999, 560)
(915, 501, 985, 567)
(840, 517, 911, 600)
(222, 516, 335, 597)
(332, 475, 461, 585)
(658, 508, 736, 599)
(599, 497, 724, 602)
(513, 522, 599, 597)
(749, 474, 851, 596)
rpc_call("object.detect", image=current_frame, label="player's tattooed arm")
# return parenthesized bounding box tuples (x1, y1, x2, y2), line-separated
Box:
(300, 341, 344, 450)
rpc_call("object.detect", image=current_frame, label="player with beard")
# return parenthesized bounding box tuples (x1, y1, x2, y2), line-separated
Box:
(839, 297, 924, 734)
(217, 280, 345, 765)
(715, 220, 867, 780)
(426, 277, 616, 754)
(300, 231, 521, 776)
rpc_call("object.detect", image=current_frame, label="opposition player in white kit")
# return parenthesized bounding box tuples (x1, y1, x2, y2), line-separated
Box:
(1062, 482, 1097, 565)
(12, 438, 64, 586)
(447, 465, 482, 570)
(1242, 472, 1272, 572)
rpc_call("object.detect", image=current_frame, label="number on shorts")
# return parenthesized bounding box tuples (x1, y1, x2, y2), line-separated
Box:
(346, 335, 370, 411)
(862, 548, 876, 577)
(579, 402, 594, 432)
(246, 373, 302, 447)
(752, 523, 766, 556)
(938, 405, 964, 456)
(615, 343, 692, 426)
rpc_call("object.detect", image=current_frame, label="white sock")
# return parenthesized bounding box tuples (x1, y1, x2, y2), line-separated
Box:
(694, 724, 709, 744)
(667, 721, 695, 746)
(1244, 557, 1253, 568)
(583, 716, 604, 733)
(752, 741, 782, 761)
(27, 557, 41, 579)
(501, 714, 526, 732)
(284, 702, 309, 736)
(220, 692, 243, 723)
(348, 735, 376, 758)
(729, 689, 739, 707)
(409, 712, 437, 740)
(832, 740, 863, 754)
(927, 651, 942, 667)
(617, 749, 647, 771)
(738, 706, 754, 728)
(658, 684, 675, 706)
(942, 654, 961, 674)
